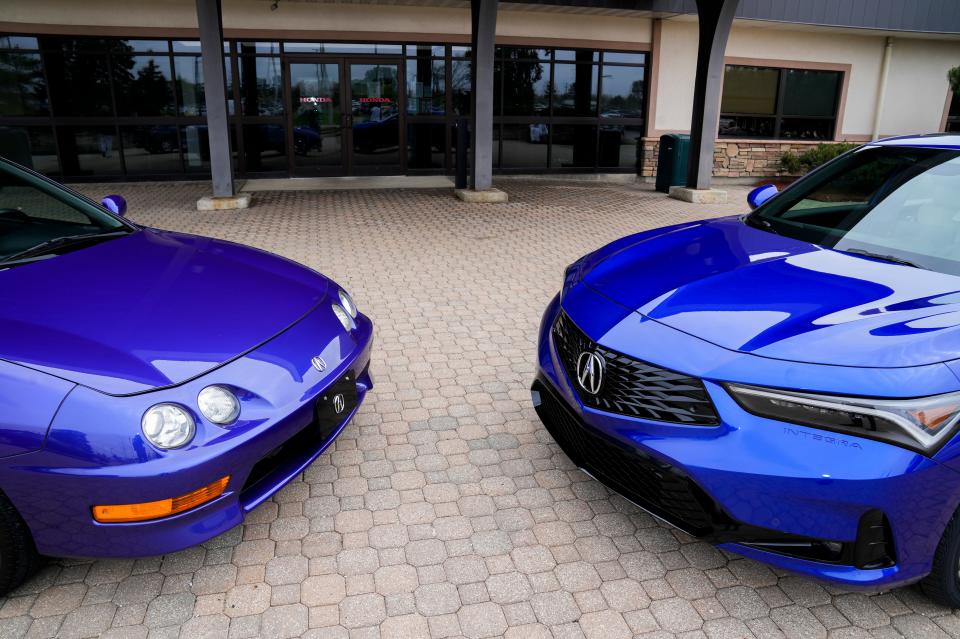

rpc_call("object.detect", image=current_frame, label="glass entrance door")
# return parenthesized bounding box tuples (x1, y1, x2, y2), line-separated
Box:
(288, 61, 344, 174)
(348, 63, 402, 174)
(287, 59, 403, 176)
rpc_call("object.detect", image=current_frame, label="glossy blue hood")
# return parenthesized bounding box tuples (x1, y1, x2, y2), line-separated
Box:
(0, 229, 329, 395)
(583, 217, 960, 368)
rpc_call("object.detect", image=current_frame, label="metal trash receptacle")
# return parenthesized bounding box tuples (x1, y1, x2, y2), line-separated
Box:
(655, 133, 690, 193)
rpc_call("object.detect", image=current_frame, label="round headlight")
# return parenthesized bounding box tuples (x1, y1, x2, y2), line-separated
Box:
(332, 303, 355, 331)
(338, 289, 358, 318)
(198, 385, 240, 425)
(141, 404, 195, 449)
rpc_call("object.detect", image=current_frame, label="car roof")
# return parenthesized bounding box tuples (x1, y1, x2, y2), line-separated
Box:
(870, 133, 960, 149)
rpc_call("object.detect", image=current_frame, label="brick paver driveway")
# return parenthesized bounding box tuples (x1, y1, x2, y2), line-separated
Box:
(3, 179, 959, 638)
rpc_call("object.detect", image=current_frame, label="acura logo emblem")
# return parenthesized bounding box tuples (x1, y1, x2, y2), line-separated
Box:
(311, 356, 327, 372)
(576, 351, 605, 395)
(332, 393, 345, 414)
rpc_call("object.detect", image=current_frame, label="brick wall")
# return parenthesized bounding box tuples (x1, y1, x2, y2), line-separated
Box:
(639, 138, 833, 179)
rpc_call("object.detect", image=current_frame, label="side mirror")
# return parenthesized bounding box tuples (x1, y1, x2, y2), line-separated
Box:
(101, 195, 127, 217)
(746, 184, 778, 210)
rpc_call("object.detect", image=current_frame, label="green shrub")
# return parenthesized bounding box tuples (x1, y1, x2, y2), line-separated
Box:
(780, 142, 858, 175)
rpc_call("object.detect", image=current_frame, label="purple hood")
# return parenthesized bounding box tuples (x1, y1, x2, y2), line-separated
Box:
(583, 217, 960, 368)
(1, 229, 329, 395)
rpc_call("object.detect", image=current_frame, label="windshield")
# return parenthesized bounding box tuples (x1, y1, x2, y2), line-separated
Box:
(0, 160, 131, 263)
(747, 145, 960, 275)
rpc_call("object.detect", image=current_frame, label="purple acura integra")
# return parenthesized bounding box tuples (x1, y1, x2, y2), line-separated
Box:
(0, 157, 373, 593)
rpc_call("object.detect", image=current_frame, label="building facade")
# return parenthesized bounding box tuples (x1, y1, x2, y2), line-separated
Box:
(1, 0, 959, 182)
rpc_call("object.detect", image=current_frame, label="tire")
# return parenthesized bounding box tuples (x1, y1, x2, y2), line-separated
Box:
(0, 490, 39, 596)
(920, 508, 960, 608)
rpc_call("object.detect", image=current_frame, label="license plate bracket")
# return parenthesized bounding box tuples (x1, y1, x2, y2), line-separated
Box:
(315, 372, 359, 437)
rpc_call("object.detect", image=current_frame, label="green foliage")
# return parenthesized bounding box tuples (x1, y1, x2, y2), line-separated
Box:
(948, 66, 960, 93)
(780, 142, 858, 175)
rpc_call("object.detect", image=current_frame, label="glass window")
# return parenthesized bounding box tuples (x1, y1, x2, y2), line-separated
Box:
(600, 65, 644, 118)
(451, 59, 471, 116)
(782, 68, 840, 117)
(720, 65, 842, 140)
(946, 92, 960, 132)
(282, 42, 402, 55)
(501, 61, 549, 116)
(45, 52, 113, 116)
(551, 125, 596, 168)
(0, 126, 59, 175)
(721, 66, 778, 114)
(55, 126, 122, 176)
(407, 122, 445, 169)
(116, 55, 175, 116)
(501, 123, 547, 169)
(175, 56, 229, 116)
(748, 147, 960, 275)
(498, 47, 550, 61)
(0, 36, 39, 50)
(406, 45, 445, 57)
(242, 124, 287, 172)
(406, 58, 445, 115)
(553, 63, 597, 116)
(126, 40, 169, 53)
(238, 55, 283, 116)
(237, 41, 280, 55)
(603, 51, 645, 65)
(121, 126, 182, 174)
(451, 46, 471, 58)
(181, 124, 210, 171)
(556, 50, 598, 62)
(0, 52, 49, 116)
(598, 124, 642, 169)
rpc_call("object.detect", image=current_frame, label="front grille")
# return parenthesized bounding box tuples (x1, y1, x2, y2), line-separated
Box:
(553, 311, 718, 425)
(533, 379, 717, 535)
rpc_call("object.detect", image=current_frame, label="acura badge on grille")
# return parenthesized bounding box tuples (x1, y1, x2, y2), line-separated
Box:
(311, 356, 327, 372)
(576, 351, 605, 395)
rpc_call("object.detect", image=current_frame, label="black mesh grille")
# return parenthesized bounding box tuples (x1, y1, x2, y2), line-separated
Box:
(533, 379, 716, 535)
(553, 311, 719, 425)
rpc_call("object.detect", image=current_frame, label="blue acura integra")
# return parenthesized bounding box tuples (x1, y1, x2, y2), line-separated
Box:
(533, 134, 960, 606)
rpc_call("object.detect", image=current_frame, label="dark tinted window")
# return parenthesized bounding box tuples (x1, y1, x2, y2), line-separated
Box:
(0, 51, 48, 116)
(116, 55, 175, 116)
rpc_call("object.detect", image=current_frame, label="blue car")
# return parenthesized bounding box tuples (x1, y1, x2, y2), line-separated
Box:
(534, 134, 960, 606)
(0, 157, 373, 594)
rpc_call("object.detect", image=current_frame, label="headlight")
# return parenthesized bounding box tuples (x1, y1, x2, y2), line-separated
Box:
(727, 384, 960, 453)
(338, 289, 358, 318)
(198, 385, 240, 425)
(141, 403, 196, 449)
(332, 303, 355, 331)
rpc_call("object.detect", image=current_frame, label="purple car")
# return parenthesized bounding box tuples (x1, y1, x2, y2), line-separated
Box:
(0, 157, 373, 593)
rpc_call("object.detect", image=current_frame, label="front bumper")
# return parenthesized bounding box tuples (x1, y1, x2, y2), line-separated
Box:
(1, 306, 373, 558)
(536, 289, 960, 589)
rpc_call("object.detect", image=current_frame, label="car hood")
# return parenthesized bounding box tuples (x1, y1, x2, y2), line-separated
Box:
(583, 216, 960, 368)
(0, 228, 329, 395)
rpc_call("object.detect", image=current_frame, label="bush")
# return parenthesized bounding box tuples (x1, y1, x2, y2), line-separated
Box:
(780, 142, 857, 175)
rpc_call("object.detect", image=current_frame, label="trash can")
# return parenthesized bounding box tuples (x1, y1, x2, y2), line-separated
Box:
(655, 133, 690, 193)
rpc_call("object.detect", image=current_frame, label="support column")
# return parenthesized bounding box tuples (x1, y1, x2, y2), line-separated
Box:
(196, 0, 250, 210)
(456, 0, 507, 202)
(671, 0, 738, 203)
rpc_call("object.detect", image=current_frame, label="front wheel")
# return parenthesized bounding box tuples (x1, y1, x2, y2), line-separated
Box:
(920, 508, 960, 608)
(0, 491, 39, 596)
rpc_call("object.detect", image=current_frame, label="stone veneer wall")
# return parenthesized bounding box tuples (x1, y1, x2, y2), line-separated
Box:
(639, 138, 838, 179)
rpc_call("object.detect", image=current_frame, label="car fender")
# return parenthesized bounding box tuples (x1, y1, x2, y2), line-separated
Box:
(0, 359, 75, 458)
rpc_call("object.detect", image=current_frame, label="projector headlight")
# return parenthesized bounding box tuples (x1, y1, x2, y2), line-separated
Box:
(338, 289, 358, 318)
(727, 384, 960, 454)
(142, 403, 196, 449)
(332, 303, 355, 331)
(198, 385, 240, 425)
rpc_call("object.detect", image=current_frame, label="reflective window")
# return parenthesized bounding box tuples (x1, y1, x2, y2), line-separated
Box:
(407, 122, 445, 169)
(553, 63, 597, 116)
(603, 51, 645, 64)
(598, 124, 642, 169)
(555, 50, 598, 62)
(237, 42, 280, 55)
(116, 55, 175, 116)
(498, 47, 550, 61)
(406, 58, 445, 115)
(56, 126, 122, 176)
(501, 123, 547, 169)
(501, 61, 549, 116)
(947, 92, 960, 132)
(551, 125, 596, 168)
(45, 51, 113, 116)
(238, 55, 283, 116)
(451, 59, 471, 115)
(126, 40, 169, 53)
(0, 52, 48, 116)
(242, 124, 287, 172)
(0, 126, 58, 174)
(176, 56, 230, 116)
(0, 36, 39, 50)
(720, 65, 841, 140)
(121, 126, 182, 173)
(600, 65, 644, 118)
(406, 45, 445, 57)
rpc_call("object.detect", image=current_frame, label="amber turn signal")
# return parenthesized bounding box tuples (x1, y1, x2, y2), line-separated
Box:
(92, 476, 230, 523)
